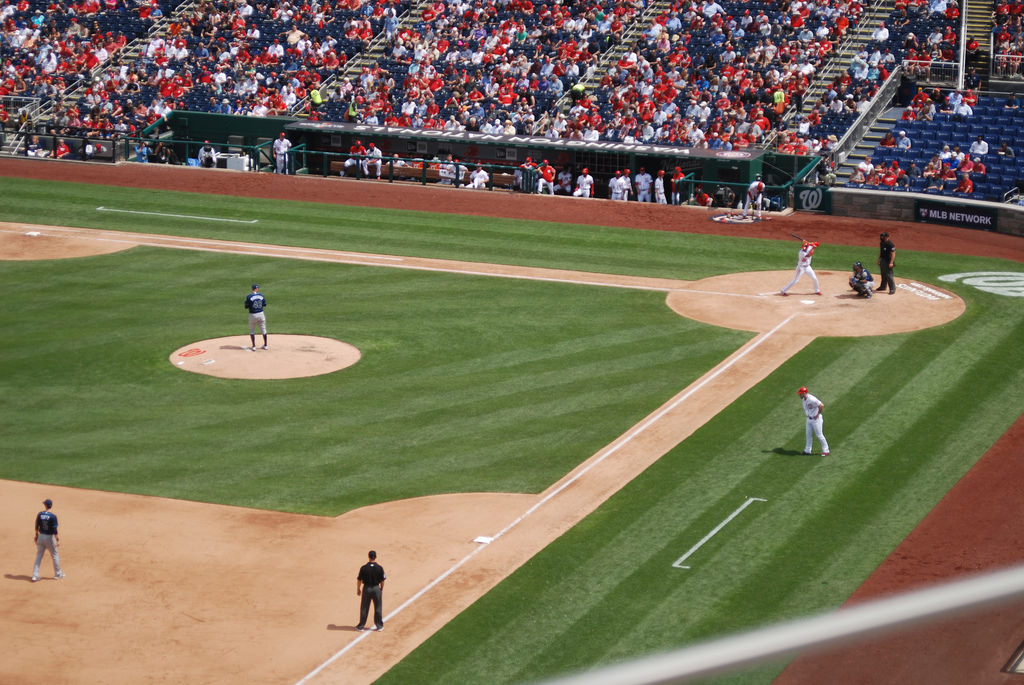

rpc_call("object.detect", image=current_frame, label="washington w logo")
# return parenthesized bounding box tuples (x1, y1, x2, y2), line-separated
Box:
(938, 272, 1024, 297)
(798, 187, 823, 210)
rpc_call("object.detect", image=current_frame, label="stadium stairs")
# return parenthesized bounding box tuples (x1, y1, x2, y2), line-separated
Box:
(964, 0, 993, 88)
(836, 105, 903, 182)
(531, 1, 664, 134)
(793, 1, 896, 119)
(3, 5, 179, 152)
(294, 6, 403, 115)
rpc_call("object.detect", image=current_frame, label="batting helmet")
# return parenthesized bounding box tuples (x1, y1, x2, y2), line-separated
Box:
(797, 386, 808, 395)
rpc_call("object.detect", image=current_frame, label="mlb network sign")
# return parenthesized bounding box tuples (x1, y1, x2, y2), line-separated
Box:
(915, 198, 997, 231)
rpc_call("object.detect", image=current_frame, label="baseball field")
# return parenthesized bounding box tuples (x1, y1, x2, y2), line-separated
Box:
(2, 160, 1023, 685)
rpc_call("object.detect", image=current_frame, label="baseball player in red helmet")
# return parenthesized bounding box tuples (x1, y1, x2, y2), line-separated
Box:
(742, 174, 766, 219)
(654, 169, 668, 204)
(797, 387, 830, 456)
(780, 240, 822, 296)
(573, 167, 594, 197)
(537, 159, 556, 195)
(343, 139, 366, 176)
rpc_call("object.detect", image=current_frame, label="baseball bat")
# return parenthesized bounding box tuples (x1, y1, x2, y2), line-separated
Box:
(790, 232, 807, 242)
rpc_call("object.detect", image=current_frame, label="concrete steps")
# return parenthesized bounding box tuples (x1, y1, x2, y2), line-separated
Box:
(964, 0, 994, 87)
(837, 106, 904, 180)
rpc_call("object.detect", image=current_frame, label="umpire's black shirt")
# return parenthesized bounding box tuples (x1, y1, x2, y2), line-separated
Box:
(358, 561, 386, 587)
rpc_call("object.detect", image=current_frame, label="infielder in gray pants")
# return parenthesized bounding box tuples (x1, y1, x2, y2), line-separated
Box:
(33, 498, 64, 581)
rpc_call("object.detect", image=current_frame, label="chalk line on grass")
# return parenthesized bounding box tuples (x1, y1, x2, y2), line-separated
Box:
(2, 224, 684, 291)
(672, 497, 768, 569)
(97, 206, 259, 223)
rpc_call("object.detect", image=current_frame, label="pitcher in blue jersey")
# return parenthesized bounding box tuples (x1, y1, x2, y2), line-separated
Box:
(245, 284, 269, 350)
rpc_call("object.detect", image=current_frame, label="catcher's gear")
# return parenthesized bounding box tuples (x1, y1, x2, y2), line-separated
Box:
(853, 261, 863, 270)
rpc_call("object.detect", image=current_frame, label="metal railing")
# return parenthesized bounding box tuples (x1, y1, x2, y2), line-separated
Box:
(762, 6, 892, 151)
(832, 66, 904, 170)
(5, 130, 119, 162)
(540, 564, 1024, 685)
(901, 59, 959, 85)
(992, 52, 1024, 80)
(958, 0, 969, 90)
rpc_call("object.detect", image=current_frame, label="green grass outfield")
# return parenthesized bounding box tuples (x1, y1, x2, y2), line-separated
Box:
(2, 178, 1023, 683)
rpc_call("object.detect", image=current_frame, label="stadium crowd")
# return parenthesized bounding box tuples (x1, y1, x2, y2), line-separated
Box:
(5, 0, 1024, 203)
(993, 0, 1024, 78)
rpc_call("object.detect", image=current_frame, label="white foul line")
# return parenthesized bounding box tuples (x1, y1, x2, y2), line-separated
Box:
(96, 206, 259, 223)
(4, 225, 405, 263)
(294, 539, 498, 684)
(295, 312, 799, 685)
(672, 497, 767, 569)
(6, 225, 679, 291)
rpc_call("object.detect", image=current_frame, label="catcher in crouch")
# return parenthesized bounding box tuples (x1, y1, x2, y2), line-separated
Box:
(849, 261, 875, 298)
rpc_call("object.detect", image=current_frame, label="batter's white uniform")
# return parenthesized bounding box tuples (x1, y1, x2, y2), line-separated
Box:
(573, 172, 595, 197)
(742, 179, 765, 218)
(781, 241, 822, 295)
(799, 390, 830, 455)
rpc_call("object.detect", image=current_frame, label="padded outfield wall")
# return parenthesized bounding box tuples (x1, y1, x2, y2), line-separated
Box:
(823, 187, 1024, 238)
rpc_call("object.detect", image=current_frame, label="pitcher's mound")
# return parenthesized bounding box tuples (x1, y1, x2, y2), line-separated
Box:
(170, 335, 361, 380)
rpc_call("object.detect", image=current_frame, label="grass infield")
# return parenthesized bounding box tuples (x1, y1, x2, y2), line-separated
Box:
(2, 177, 1023, 683)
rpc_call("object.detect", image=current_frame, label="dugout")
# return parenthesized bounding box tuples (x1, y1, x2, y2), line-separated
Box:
(153, 112, 817, 198)
(284, 120, 777, 193)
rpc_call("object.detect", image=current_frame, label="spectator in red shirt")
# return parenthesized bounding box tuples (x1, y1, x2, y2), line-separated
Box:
(53, 138, 71, 158)
(956, 173, 974, 193)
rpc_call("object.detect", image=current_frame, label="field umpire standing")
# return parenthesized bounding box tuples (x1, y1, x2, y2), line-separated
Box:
(877, 232, 896, 294)
(355, 550, 386, 631)
(33, 498, 65, 582)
